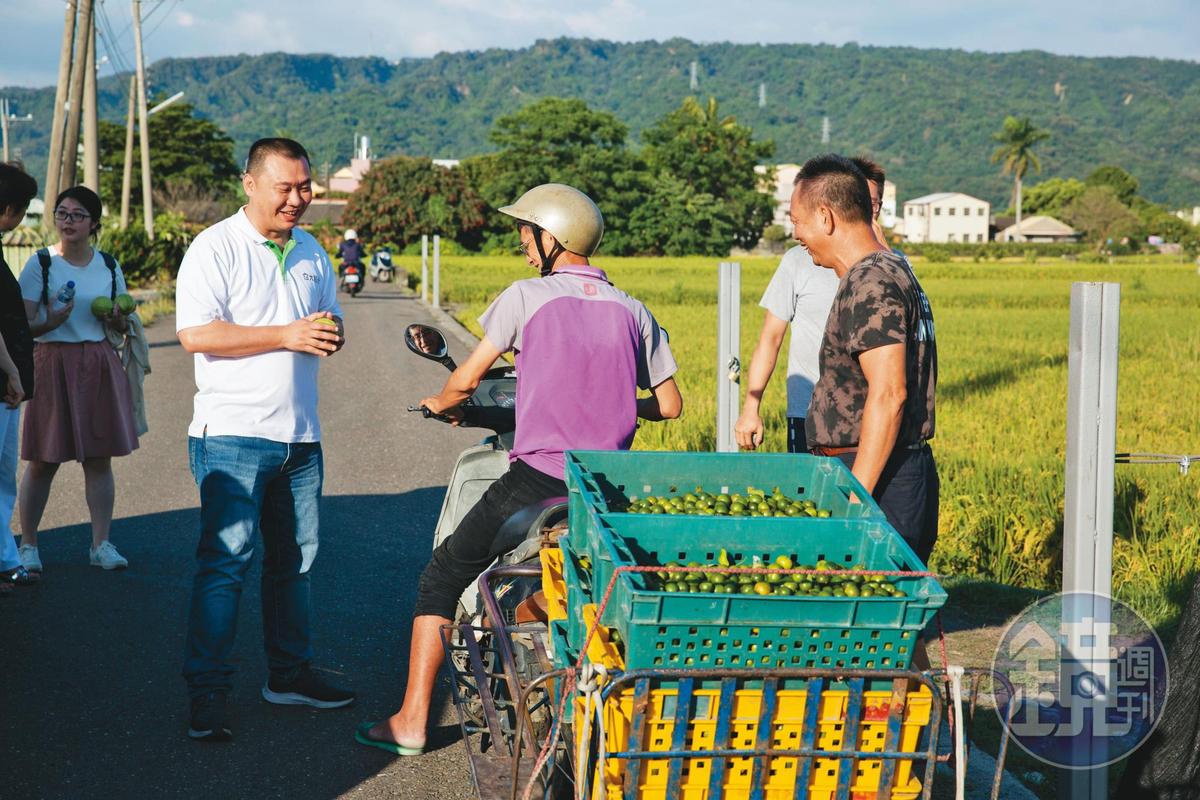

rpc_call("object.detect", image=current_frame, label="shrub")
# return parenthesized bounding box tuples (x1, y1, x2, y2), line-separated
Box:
(99, 212, 194, 286)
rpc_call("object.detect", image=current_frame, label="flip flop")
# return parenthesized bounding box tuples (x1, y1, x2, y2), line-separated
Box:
(354, 721, 424, 756)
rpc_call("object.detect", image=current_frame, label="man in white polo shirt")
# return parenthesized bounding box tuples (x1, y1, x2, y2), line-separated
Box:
(175, 138, 353, 743)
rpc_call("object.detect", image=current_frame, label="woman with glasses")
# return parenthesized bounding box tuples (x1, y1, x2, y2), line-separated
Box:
(15, 185, 138, 573)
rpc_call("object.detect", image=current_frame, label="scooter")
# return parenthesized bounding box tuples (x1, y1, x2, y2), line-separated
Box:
(340, 263, 363, 296)
(370, 249, 396, 283)
(403, 323, 566, 625)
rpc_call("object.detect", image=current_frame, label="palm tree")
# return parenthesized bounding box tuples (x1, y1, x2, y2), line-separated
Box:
(991, 116, 1050, 242)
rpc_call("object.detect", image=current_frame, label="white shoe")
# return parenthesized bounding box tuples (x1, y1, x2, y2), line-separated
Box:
(18, 543, 42, 572)
(89, 541, 128, 570)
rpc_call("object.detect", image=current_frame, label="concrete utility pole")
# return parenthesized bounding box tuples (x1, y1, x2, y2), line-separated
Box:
(0, 100, 34, 164)
(421, 234, 429, 304)
(690, 61, 699, 91)
(60, 0, 95, 192)
(44, 0, 78, 217)
(82, 12, 100, 192)
(120, 75, 136, 228)
(432, 234, 441, 309)
(131, 0, 154, 239)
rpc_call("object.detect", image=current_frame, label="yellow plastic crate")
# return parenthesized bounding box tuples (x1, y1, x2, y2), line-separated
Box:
(576, 681, 931, 800)
(540, 547, 568, 623)
(581, 603, 626, 671)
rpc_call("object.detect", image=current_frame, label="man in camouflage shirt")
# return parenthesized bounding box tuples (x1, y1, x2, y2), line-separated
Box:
(789, 154, 939, 569)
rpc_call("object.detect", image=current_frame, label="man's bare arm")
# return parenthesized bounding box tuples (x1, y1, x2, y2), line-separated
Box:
(637, 377, 683, 421)
(419, 337, 505, 414)
(854, 342, 907, 494)
(735, 312, 788, 449)
(178, 312, 342, 358)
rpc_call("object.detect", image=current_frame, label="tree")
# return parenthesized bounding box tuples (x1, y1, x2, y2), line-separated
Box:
(1022, 177, 1085, 218)
(97, 99, 239, 221)
(1063, 186, 1140, 251)
(991, 116, 1050, 241)
(639, 97, 775, 252)
(462, 98, 651, 255)
(1085, 165, 1139, 205)
(343, 156, 488, 249)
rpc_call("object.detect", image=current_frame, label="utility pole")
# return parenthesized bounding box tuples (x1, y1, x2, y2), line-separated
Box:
(821, 116, 831, 144)
(690, 61, 699, 91)
(120, 75, 136, 228)
(44, 1, 79, 216)
(132, 0, 154, 239)
(0, 100, 34, 164)
(758, 82, 767, 108)
(82, 12, 100, 192)
(60, 0, 95, 192)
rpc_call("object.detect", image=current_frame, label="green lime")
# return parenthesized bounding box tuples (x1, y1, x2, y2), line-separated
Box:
(739, 584, 756, 594)
(843, 583, 860, 597)
(774, 586, 794, 596)
(664, 582, 679, 592)
(698, 581, 714, 593)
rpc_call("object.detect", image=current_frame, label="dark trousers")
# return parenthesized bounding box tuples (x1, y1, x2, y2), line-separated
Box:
(786, 417, 808, 454)
(835, 444, 939, 564)
(414, 458, 567, 619)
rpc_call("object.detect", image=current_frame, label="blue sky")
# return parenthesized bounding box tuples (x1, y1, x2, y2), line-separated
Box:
(2, 0, 1196, 88)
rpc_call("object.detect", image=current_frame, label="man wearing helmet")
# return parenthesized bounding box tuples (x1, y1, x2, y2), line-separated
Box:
(336, 229, 365, 279)
(356, 184, 682, 755)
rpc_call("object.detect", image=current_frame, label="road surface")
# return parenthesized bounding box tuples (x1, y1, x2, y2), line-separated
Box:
(1, 280, 487, 799)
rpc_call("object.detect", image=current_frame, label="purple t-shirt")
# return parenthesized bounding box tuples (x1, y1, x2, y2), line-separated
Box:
(479, 265, 677, 479)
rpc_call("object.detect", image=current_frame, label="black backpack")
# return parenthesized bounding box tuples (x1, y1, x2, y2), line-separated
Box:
(37, 248, 118, 307)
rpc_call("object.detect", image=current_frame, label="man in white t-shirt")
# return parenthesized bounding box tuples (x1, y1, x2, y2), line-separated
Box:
(174, 138, 353, 743)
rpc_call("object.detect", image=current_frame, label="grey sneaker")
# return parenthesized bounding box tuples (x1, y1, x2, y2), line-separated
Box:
(18, 543, 42, 572)
(188, 691, 232, 742)
(89, 541, 128, 570)
(262, 666, 355, 709)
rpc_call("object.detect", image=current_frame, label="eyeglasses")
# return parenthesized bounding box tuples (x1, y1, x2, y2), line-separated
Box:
(54, 210, 91, 223)
(517, 241, 532, 256)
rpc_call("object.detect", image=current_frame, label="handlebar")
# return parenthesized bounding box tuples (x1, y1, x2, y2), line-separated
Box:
(407, 403, 516, 435)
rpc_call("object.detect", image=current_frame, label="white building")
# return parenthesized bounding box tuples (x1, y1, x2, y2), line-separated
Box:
(903, 192, 990, 244)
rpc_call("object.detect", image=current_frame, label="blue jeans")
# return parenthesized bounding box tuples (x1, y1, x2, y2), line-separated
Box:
(183, 434, 323, 698)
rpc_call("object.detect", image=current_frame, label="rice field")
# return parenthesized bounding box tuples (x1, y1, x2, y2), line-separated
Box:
(400, 252, 1200, 628)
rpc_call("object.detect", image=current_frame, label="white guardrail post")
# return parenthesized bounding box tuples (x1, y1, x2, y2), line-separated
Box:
(421, 234, 429, 304)
(1061, 281, 1120, 799)
(432, 234, 441, 310)
(716, 261, 741, 453)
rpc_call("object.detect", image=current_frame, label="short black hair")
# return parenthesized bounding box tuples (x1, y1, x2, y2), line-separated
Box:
(793, 154, 873, 226)
(55, 185, 103, 236)
(851, 156, 885, 191)
(0, 161, 38, 215)
(245, 137, 310, 176)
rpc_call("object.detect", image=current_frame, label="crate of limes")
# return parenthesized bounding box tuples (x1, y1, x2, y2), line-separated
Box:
(566, 514, 945, 672)
(564, 451, 886, 584)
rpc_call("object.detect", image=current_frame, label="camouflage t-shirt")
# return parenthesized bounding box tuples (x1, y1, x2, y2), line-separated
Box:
(805, 250, 937, 448)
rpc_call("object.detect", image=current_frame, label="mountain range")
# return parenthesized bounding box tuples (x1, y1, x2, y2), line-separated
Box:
(4, 37, 1198, 207)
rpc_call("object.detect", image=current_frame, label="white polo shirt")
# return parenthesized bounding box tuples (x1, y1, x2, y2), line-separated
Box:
(175, 208, 342, 443)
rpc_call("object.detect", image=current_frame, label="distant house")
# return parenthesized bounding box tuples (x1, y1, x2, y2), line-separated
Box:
(903, 192, 990, 244)
(328, 158, 371, 194)
(1175, 207, 1200, 227)
(302, 199, 347, 228)
(997, 215, 1080, 243)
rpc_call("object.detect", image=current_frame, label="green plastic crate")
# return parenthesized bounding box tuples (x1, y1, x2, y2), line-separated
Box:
(576, 514, 945, 672)
(558, 539, 593, 654)
(565, 450, 886, 578)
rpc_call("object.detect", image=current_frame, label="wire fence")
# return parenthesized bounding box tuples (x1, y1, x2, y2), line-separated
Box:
(1116, 452, 1198, 475)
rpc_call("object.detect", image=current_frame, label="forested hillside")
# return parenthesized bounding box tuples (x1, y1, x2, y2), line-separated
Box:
(4, 38, 1198, 206)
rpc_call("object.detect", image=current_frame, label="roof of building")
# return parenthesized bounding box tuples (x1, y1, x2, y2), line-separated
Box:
(906, 192, 988, 206)
(1000, 215, 1076, 236)
(301, 200, 347, 226)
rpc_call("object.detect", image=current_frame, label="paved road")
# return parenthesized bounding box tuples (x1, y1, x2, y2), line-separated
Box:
(1, 281, 487, 799)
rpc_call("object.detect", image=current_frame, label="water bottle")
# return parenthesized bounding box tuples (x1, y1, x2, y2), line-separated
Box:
(55, 281, 76, 309)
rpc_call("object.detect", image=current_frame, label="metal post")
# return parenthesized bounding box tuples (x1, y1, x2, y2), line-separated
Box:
(1061, 282, 1119, 800)
(432, 234, 441, 309)
(1, 99, 9, 163)
(421, 234, 428, 304)
(716, 261, 741, 452)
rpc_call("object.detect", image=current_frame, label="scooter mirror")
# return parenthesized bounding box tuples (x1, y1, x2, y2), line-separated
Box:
(404, 324, 453, 366)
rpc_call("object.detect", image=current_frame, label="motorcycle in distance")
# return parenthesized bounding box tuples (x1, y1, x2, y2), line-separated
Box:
(369, 248, 396, 283)
(403, 323, 566, 630)
(340, 262, 364, 296)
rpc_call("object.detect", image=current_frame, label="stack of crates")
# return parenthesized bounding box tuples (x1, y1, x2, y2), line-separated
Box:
(550, 450, 946, 799)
